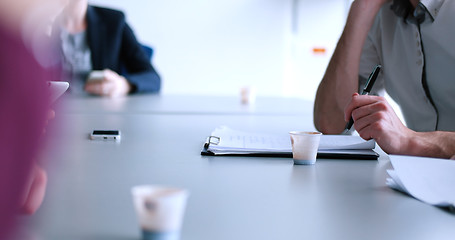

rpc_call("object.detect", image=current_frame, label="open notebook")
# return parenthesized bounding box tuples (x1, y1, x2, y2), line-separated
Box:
(201, 126, 379, 160)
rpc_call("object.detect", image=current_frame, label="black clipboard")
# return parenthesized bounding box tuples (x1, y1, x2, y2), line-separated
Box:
(201, 136, 379, 160)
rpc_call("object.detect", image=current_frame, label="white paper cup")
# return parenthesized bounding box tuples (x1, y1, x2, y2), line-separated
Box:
(131, 185, 189, 240)
(289, 131, 322, 165)
(240, 86, 256, 105)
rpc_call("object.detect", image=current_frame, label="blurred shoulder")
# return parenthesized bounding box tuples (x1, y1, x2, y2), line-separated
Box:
(89, 5, 125, 23)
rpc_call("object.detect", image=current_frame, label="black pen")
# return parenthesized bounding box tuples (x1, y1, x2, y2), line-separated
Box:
(342, 64, 382, 135)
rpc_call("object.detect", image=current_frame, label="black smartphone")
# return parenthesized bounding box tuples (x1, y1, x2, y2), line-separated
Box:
(90, 130, 121, 141)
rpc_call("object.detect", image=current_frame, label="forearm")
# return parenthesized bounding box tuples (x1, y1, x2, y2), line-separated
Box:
(405, 131, 455, 159)
(127, 70, 161, 93)
(314, 0, 385, 134)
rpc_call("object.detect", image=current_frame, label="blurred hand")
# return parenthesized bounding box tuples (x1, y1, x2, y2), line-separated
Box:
(23, 108, 54, 213)
(344, 93, 415, 154)
(43, 109, 55, 135)
(85, 69, 132, 97)
(20, 164, 47, 215)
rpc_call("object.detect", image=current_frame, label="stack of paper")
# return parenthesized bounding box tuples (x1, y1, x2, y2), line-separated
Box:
(387, 155, 455, 209)
(202, 126, 378, 159)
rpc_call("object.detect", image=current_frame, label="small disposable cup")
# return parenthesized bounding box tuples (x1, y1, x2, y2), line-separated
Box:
(289, 131, 322, 165)
(240, 86, 256, 105)
(131, 185, 189, 240)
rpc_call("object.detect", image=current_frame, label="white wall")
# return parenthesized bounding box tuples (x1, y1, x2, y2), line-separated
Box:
(283, 0, 348, 100)
(89, 0, 350, 99)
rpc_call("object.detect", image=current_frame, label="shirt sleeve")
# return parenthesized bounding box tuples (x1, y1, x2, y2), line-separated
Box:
(358, 19, 385, 96)
(120, 22, 161, 93)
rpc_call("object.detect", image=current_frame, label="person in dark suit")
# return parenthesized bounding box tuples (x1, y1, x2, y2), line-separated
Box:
(55, 0, 161, 96)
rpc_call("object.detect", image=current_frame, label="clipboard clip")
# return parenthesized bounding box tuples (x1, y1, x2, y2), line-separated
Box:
(204, 136, 220, 149)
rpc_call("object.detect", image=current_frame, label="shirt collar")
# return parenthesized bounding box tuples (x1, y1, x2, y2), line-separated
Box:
(419, 0, 444, 20)
(405, 0, 443, 24)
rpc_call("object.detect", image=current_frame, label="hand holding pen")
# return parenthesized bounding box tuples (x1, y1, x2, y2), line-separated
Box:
(342, 65, 413, 155)
(342, 65, 381, 135)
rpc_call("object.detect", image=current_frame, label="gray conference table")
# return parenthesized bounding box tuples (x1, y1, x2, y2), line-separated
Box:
(58, 94, 314, 115)
(29, 108, 455, 240)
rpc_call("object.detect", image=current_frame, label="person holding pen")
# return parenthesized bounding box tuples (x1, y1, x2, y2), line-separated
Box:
(314, 0, 455, 159)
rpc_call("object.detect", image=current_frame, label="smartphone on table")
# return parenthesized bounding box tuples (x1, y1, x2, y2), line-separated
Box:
(90, 130, 121, 141)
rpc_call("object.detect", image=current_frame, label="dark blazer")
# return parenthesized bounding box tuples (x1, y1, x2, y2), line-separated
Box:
(85, 6, 160, 93)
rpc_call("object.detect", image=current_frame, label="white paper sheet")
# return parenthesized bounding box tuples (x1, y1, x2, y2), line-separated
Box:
(387, 155, 455, 208)
(208, 126, 375, 154)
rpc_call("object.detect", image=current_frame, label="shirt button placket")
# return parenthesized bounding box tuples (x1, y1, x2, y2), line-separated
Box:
(416, 31, 422, 65)
(415, 30, 422, 65)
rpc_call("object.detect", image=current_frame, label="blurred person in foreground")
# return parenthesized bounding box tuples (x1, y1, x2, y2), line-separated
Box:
(314, 0, 455, 159)
(0, 0, 61, 238)
(53, 0, 161, 97)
